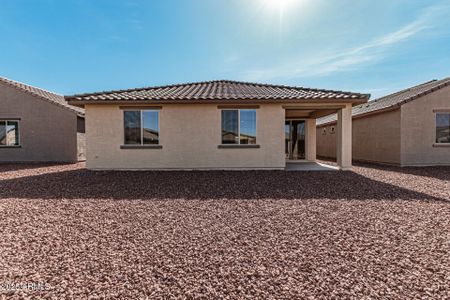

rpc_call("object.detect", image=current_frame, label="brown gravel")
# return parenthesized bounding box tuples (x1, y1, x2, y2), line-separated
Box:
(0, 162, 449, 299)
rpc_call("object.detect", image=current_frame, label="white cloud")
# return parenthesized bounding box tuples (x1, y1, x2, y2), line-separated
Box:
(242, 2, 449, 81)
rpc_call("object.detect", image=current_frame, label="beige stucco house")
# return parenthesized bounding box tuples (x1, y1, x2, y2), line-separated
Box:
(0, 77, 85, 162)
(66, 80, 369, 170)
(316, 78, 450, 166)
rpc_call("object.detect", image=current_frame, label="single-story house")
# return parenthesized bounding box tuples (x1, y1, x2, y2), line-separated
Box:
(0, 76, 85, 163)
(66, 80, 369, 170)
(316, 77, 450, 166)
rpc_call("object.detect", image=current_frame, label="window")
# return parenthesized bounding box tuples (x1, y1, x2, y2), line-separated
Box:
(0, 120, 20, 147)
(330, 126, 336, 134)
(436, 113, 450, 144)
(322, 128, 326, 135)
(124, 110, 159, 145)
(221, 109, 256, 144)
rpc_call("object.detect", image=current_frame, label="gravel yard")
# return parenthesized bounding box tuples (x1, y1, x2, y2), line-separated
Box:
(0, 163, 449, 299)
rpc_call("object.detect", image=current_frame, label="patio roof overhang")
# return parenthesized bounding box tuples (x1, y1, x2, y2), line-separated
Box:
(283, 103, 358, 119)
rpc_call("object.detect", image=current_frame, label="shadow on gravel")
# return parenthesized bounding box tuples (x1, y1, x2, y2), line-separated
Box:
(318, 157, 450, 182)
(0, 163, 74, 173)
(357, 163, 450, 182)
(0, 169, 447, 202)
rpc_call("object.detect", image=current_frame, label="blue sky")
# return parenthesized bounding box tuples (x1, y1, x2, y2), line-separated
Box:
(1, 0, 449, 99)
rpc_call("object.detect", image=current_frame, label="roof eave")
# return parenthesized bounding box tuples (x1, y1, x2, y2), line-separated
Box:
(66, 97, 369, 107)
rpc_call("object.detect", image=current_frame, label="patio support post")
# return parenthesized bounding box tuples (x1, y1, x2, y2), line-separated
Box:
(337, 104, 352, 170)
(305, 119, 316, 162)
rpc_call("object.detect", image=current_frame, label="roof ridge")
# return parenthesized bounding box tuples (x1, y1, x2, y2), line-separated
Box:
(317, 76, 450, 126)
(216, 80, 369, 97)
(0, 75, 84, 115)
(68, 80, 225, 98)
(370, 79, 438, 104)
(67, 79, 370, 98)
(0, 76, 63, 97)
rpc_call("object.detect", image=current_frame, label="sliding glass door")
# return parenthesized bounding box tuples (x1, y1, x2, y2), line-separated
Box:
(285, 120, 306, 160)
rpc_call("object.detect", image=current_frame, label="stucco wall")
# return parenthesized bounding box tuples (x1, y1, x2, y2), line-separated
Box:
(85, 104, 285, 170)
(316, 124, 337, 159)
(0, 82, 78, 162)
(316, 109, 402, 165)
(401, 85, 450, 166)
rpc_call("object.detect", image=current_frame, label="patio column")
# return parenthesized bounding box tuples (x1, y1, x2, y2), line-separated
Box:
(305, 119, 316, 162)
(337, 104, 352, 170)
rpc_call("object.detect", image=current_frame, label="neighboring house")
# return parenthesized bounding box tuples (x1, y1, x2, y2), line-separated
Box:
(0, 77, 85, 163)
(66, 80, 369, 170)
(316, 78, 450, 166)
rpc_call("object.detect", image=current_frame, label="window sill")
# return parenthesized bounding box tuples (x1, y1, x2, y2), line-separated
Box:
(0, 145, 21, 148)
(433, 143, 450, 147)
(218, 144, 260, 149)
(120, 145, 162, 149)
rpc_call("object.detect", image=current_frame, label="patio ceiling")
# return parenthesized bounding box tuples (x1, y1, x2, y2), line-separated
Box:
(285, 108, 340, 119)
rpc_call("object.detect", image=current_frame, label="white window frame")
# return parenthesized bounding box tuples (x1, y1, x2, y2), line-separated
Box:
(435, 112, 450, 144)
(0, 119, 20, 147)
(221, 109, 257, 145)
(124, 110, 160, 145)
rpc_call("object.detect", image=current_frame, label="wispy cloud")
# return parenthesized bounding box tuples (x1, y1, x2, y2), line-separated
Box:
(242, 3, 449, 81)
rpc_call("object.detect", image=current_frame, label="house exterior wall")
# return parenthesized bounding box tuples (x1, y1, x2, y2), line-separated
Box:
(0, 81, 78, 162)
(316, 109, 402, 165)
(316, 124, 337, 159)
(85, 103, 286, 170)
(400, 85, 450, 166)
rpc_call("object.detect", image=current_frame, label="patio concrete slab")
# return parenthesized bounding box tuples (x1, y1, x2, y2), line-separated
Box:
(285, 161, 339, 171)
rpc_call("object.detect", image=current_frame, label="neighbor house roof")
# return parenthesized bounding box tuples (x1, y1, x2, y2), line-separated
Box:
(0, 76, 85, 116)
(317, 77, 450, 126)
(66, 80, 369, 105)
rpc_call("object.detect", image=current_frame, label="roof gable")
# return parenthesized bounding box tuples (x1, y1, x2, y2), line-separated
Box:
(66, 80, 369, 104)
(317, 77, 450, 126)
(0, 76, 84, 116)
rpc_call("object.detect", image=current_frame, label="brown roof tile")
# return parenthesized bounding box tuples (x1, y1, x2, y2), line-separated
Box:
(66, 80, 369, 103)
(0, 76, 84, 116)
(317, 77, 450, 126)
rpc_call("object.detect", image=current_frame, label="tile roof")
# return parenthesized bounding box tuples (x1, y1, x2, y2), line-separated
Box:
(317, 77, 450, 126)
(66, 80, 369, 103)
(0, 76, 84, 116)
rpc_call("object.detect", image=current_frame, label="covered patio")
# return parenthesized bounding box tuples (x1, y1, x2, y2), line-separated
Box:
(284, 103, 353, 170)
